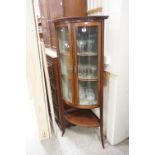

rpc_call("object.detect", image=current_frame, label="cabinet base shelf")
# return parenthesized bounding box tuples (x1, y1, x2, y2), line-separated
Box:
(64, 100, 99, 109)
(65, 109, 100, 128)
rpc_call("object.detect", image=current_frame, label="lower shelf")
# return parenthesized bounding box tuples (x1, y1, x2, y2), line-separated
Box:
(65, 109, 100, 128)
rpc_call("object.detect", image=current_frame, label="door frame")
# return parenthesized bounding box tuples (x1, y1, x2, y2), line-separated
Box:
(72, 21, 102, 109)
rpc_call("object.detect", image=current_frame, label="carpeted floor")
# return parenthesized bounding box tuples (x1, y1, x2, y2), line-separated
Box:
(41, 126, 129, 155)
(26, 100, 129, 155)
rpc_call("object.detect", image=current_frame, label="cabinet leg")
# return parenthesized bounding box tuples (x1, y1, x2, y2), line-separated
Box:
(100, 123, 104, 148)
(61, 122, 66, 136)
(61, 129, 65, 136)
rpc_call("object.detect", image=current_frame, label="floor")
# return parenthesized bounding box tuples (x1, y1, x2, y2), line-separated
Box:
(26, 100, 129, 155)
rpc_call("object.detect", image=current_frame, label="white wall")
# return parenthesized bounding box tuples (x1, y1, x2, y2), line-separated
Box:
(104, 0, 129, 145)
(87, 0, 129, 145)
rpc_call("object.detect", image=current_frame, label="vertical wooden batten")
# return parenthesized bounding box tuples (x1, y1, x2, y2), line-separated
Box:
(27, 0, 57, 140)
(40, 42, 58, 137)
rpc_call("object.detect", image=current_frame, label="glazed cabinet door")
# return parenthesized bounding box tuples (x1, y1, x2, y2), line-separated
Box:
(73, 22, 101, 108)
(56, 25, 74, 105)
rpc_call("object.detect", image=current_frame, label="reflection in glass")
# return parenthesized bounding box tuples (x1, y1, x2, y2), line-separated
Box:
(76, 26, 99, 106)
(79, 81, 98, 105)
(59, 56, 71, 76)
(58, 27, 69, 53)
(78, 64, 97, 78)
(61, 77, 72, 101)
(77, 56, 98, 79)
(76, 26, 98, 54)
(76, 26, 98, 80)
(57, 27, 72, 102)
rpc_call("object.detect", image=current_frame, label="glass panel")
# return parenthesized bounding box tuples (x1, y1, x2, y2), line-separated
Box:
(76, 26, 99, 106)
(76, 26, 98, 54)
(58, 27, 69, 54)
(78, 56, 98, 79)
(76, 26, 98, 79)
(57, 27, 72, 102)
(79, 81, 98, 105)
(61, 77, 72, 101)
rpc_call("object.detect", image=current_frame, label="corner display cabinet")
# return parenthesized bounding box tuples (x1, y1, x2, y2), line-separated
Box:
(52, 16, 108, 148)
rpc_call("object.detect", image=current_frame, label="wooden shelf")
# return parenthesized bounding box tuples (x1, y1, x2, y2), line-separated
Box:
(65, 109, 100, 127)
(63, 99, 99, 109)
(79, 100, 97, 104)
(61, 72, 98, 81)
(77, 52, 98, 56)
(78, 76, 98, 81)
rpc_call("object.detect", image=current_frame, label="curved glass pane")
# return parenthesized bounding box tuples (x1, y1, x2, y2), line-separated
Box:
(76, 26, 98, 54)
(57, 27, 72, 102)
(76, 26, 98, 106)
(79, 81, 98, 105)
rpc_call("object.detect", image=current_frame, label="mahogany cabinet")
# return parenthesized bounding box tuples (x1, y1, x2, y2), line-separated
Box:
(53, 16, 108, 148)
(39, 0, 87, 48)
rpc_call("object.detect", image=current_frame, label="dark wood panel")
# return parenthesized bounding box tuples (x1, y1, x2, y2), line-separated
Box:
(39, 0, 49, 18)
(46, 55, 65, 133)
(49, 23, 57, 48)
(41, 19, 51, 47)
(63, 0, 87, 17)
(39, 0, 87, 48)
(48, 0, 87, 48)
(39, 0, 51, 47)
(48, 0, 63, 19)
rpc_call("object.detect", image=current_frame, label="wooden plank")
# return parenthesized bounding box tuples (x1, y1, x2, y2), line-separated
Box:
(40, 42, 59, 137)
(27, 0, 52, 140)
(87, 7, 102, 14)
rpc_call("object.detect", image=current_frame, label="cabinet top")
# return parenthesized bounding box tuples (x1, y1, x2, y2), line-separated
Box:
(49, 16, 108, 24)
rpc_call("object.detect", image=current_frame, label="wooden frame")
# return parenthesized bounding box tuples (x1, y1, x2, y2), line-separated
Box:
(72, 22, 102, 109)
(99, 21, 105, 147)
(55, 23, 75, 107)
(55, 21, 103, 109)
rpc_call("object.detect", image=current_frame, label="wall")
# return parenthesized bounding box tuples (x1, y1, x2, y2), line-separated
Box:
(87, 0, 129, 145)
(104, 0, 129, 145)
